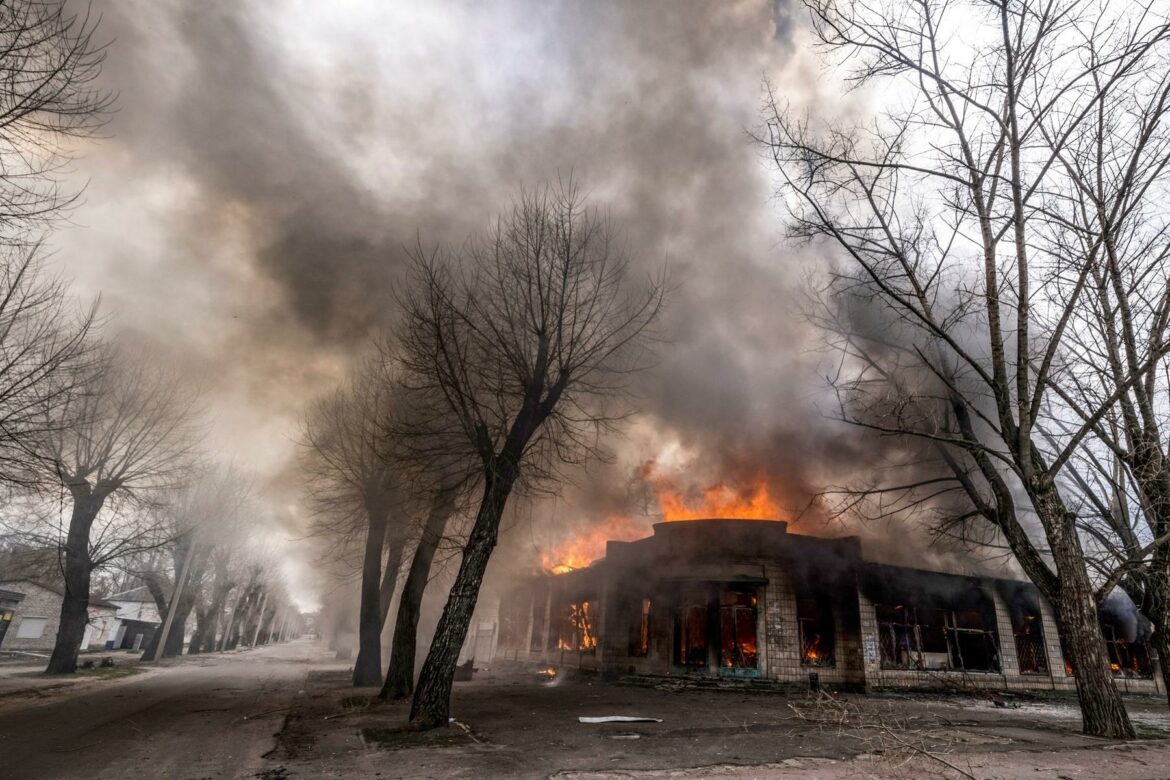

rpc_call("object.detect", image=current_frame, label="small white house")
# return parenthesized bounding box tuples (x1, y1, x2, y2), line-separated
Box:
(105, 586, 162, 650)
(0, 579, 118, 653)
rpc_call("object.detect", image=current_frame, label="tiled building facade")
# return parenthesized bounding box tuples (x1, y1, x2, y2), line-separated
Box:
(0, 579, 119, 653)
(495, 519, 1164, 696)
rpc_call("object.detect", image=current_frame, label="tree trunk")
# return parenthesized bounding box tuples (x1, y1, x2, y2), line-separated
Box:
(45, 488, 107, 675)
(138, 573, 170, 660)
(139, 564, 201, 659)
(1049, 526, 1135, 738)
(163, 590, 198, 657)
(188, 603, 209, 655)
(1142, 569, 1170, 710)
(381, 492, 455, 700)
(353, 506, 389, 686)
(200, 585, 233, 654)
(220, 586, 251, 651)
(378, 531, 407, 632)
(410, 472, 513, 729)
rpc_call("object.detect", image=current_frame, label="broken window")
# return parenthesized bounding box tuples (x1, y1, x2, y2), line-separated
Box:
(628, 597, 650, 657)
(499, 594, 529, 650)
(1007, 596, 1048, 675)
(567, 601, 598, 654)
(944, 609, 1000, 671)
(876, 604, 921, 670)
(529, 596, 546, 653)
(674, 589, 708, 667)
(718, 588, 758, 669)
(1101, 621, 1153, 678)
(797, 595, 835, 667)
(554, 602, 573, 651)
(875, 602, 1000, 672)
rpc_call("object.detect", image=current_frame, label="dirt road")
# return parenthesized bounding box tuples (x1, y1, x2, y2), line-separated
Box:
(0, 640, 336, 780)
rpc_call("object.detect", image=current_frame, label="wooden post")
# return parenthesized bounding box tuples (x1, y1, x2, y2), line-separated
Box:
(148, 538, 197, 662)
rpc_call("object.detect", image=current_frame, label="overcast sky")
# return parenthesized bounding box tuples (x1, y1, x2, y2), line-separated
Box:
(45, 0, 910, 604)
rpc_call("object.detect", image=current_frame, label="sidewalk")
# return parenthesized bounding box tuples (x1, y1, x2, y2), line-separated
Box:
(0, 642, 277, 705)
(0, 651, 147, 705)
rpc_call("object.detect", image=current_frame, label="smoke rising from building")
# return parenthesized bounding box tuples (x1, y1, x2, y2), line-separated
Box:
(44, 0, 982, 600)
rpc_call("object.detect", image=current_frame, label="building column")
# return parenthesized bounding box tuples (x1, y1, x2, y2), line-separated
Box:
(1037, 596, 1069, 690)
(856, 588, 881, 690)
(521, 591, 535, 661)
(989, 587, 1019, 684)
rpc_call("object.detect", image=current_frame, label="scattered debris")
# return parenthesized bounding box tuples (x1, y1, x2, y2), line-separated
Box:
(578, 715, 662, 724)
(360, 726, 473, 750)
(243, 706, 292, 721)
(786, 691, 979, 780)
(450, 718, 482, 743)
(99, 657, 115, 668)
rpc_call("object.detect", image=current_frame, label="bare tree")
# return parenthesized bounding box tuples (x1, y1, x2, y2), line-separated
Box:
(302, 360, 406, 686)
(39, 349, 202, 673)
(380, 476, 460, 700)
(137, 464, 252, 659)
(760, 0, 1170, 738)
(0, 0, 110, 486)
(0, 246, 95, 487)
(398, 180, 665, 729)
(0, 0, 111, 243)
(189, 538, 248, 655)
(1037, 28, 1170, 703)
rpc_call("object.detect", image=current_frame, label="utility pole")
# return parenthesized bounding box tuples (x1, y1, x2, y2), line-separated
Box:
(149, 536, 197, 662)
(250, 590, 269, 647)
(276, 606, 290, 642)
(218, 588, 248, 652)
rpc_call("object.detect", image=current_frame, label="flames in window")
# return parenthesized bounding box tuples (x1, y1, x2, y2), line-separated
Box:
(803, 635, 824, 664)
(562, 601, 597, 653)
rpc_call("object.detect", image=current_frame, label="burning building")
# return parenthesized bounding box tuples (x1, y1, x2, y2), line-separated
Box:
(496, 519, 1164, 694)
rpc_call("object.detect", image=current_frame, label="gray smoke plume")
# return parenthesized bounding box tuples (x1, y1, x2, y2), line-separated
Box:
(45, 0, 983, 602)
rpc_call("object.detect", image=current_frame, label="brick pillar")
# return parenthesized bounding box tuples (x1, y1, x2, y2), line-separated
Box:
(834, 587, 866, 687)
(857, 588, 881, 689)
(1038, 595, 1067, 689)
(540, 587, 553, 663)
(522, 591, 535, 661)
(762, 566, 799, 683)
(989, 587, 1019, 682)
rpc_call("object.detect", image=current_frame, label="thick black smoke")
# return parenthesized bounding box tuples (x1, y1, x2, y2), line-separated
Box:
(46, 1, 986, 602)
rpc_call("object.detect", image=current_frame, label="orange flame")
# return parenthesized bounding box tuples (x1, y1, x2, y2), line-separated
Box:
(656, 480, 781, 521)
(538, 469, 787, 574)
(541, 515, 648, 574)
(803, 634, 823, 664)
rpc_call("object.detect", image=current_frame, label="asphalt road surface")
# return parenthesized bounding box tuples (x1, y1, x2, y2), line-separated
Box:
(0, 640, 332, 780)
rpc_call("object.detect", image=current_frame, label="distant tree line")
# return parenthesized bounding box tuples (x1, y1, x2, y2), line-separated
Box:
(0, 1, 300, 674)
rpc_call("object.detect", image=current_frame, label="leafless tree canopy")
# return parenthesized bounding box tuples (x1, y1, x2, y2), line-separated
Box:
(44, 348, 203, 502)
(302, 358, 400, 573)
(761, 0, 1170, 738)
(0, 0, 110, 243)
(396, 180, 666, 492)
(0, 244, 94, 487)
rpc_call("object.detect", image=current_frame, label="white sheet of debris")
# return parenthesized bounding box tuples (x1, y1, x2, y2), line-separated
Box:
(578, 716, 662, 723)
